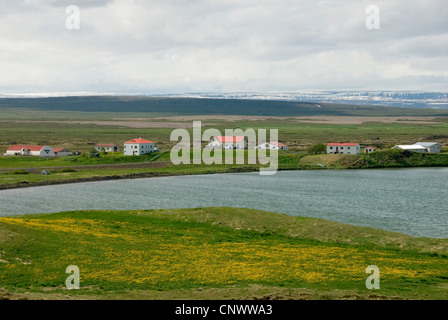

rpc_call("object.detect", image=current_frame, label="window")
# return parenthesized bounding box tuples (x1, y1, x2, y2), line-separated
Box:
(330, 147, 333, 149)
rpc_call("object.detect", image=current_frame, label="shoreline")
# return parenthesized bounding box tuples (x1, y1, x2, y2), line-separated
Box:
(0, 166, 262, 191)
(1, 163, 447, 191)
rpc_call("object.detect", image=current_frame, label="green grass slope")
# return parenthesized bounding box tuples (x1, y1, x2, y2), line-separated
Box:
(0, 208, 447, 300)
(300, 150, 448, 169)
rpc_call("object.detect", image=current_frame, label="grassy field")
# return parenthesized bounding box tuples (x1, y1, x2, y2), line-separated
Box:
(1, 98, 448, 154)
(1, 116, 448, 153)
(1, 98, 447, 190)
(1, 149, 448, 189)
(1, 98, 447, 300)
(0, 207, 447, 300)
(2, 96, 448, 117)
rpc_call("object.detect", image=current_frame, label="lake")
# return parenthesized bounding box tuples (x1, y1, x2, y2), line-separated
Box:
(0, 168, 447, 238)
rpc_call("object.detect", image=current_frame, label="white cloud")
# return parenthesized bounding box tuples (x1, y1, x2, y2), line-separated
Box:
(0, 0, 446, 93)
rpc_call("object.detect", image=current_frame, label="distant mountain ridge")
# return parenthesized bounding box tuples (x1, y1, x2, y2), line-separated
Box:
(167, 91, 448, 109)
(1, 91, 447, 109)
(1, 95, 448, 117)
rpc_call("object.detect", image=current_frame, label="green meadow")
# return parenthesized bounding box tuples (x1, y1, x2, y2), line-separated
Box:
(1, 116, 448, 154)
(0, 208, 447, 300)
(1, 98, 447, 300)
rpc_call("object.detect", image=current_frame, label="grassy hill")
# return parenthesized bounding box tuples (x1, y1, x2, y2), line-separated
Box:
(1, 96, 448, 117)
(0, 207, 447, 300)
(299, 149, 448, 169)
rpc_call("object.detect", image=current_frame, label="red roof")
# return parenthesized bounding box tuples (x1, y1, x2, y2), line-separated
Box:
(366, 146, 376, 149)
(124, 138, 154, 144)
(53, 148, 64, 153)
(7, 145, 46, 152)
(215, 136, 245, 143)
(270, 141, 287, 147)
(327, 143, 359, 146)
(96, 144, 116, 147)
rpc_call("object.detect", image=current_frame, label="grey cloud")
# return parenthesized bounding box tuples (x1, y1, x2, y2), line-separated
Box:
(0, 0, 446, 93)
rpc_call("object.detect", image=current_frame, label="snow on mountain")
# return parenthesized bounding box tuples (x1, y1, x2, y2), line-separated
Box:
(1, 91, 447, 108)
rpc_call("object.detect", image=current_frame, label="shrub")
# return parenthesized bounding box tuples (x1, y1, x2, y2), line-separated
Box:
(307, 143, 326, 154)
(9, 169, 29, 174)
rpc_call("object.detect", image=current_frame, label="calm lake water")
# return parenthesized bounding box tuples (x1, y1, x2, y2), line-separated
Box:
(0, 168, 447, 238)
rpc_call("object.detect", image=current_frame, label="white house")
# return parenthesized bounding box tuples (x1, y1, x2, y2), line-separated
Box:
(53, 148, 73, 157)
(207, 136, 247, 149)
(392, 145, 427, 153)
(95, 144, 119, 152)
(413, 142, 441, 153)
(6, 145, 55, 157)
(124, 138, 155, 156)
(255, 141, 288, 150)
(327, 143, 360, 155)
(364, 146, 376, 154)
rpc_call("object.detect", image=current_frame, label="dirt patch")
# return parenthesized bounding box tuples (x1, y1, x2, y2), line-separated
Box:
(292, 116, 439, 125)
(117, 115, 280, 122)
(61, 120, 200, 128)
(299, 154, 358, 166)
(141, 115, 442, 125)
(436, 283, 448, 289)
(2, 116, 442, 127)
(2, 120, 198, 129)
(0, 285, 407, 300)
(0, 229, 18, 243)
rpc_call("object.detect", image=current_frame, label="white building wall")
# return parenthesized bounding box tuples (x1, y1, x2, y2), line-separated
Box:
(95, 145, 119, 152)
(6, 150, 19, 156)
(208, 140, 220, 148)
(327, 145, 360, 155)
(256, 143, 280, 150)
(38, 147, 55, 157)
(410, 143, 441, 153)
(208, 138, 247, 149)
(124, 143, 154, 155)
(428, 145, 440, 153)
(234, 140, 246, 149)
(393, 145, 427, 153)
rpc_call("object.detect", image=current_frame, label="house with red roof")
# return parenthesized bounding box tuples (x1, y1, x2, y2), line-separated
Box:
(124, 137, 155, 155)
(6, 145, 55, 157)
(364, 146, 376, 154)
(327, 143, 360, 155)
(95, 143, 119, 153)
(207, 136, 247, 149)
(53, 148, 73, 157)
(255, 141, 288, 151)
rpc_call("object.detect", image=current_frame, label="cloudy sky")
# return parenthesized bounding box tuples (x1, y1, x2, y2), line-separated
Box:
(0, 0, 447, 94)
